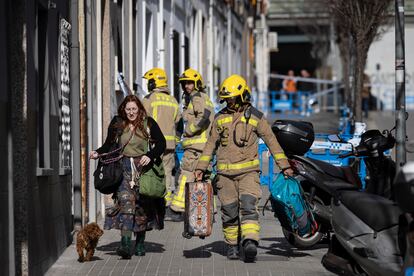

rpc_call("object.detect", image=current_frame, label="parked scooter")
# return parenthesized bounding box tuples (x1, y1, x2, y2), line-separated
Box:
(320, 130, 412, 276)
(394, 162, 414, 274)
(271, 121, 396, 249)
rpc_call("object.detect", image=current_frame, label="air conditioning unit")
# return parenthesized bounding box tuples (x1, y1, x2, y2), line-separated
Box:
(268, 32, 278, 52)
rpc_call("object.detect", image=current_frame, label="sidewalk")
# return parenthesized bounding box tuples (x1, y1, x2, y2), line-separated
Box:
(46, 112, 338, 276)
(46, 190, 333, 276)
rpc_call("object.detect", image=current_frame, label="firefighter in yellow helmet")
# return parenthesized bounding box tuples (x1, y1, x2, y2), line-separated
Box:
(142, 68, 181, 207)
(167, 68, 215, 221)
(195, 74, 293, 261)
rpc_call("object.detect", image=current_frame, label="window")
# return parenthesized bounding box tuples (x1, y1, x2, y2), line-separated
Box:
(172, 30, 180, 101)
(36, 6, 52, 175)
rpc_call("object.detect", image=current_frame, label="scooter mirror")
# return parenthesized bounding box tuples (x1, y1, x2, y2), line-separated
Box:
(328, 134, 341, 143)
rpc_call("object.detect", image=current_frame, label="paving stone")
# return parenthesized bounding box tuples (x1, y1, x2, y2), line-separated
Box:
(45, 113, 340, 276)
(45, 194, 334, 276)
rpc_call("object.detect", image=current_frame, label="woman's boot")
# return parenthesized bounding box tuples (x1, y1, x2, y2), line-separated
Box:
(117, 231, 132, 259)
(135, 231, 146, 256)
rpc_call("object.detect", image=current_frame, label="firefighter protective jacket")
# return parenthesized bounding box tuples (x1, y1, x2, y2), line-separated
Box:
(143, 87, 181, 150)
(196, 105, 290, 176)
(181, 91, 215, 152)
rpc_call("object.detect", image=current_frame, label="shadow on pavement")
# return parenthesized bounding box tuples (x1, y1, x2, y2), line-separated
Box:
(261, 236, 329, 251)
(78, 256, 104, 262)
(183, 240, 227, 258)
(97, 241, 165, 254)
(259, 237, 327, 257)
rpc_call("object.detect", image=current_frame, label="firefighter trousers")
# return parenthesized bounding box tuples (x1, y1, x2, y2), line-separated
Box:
(163, 150, 176, 206)
(170, 149, 201, 212)
(217, 171, 262, 245)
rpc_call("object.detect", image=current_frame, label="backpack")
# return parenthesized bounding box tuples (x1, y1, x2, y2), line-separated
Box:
(268, 174, 313, 236)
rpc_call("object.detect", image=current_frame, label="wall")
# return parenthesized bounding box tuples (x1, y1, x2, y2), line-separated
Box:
(27, 1, 73, 275)
(0, 1, 10, 275)
(366, 24, 414, 110)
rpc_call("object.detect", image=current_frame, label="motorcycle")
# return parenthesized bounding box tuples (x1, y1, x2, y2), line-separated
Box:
(320, 130, 414, 276)
(394, 162, 414, 274)
(271, 120, 396, 249)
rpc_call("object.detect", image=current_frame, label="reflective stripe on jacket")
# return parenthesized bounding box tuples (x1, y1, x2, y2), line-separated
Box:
(196, 105, 290, 176)
(143, 88, 181, 150)
(181, 91, 214, 152)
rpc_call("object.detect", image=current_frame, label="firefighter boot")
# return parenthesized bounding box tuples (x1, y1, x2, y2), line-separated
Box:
(242, 239, 258, 262)
(227, 244, 239, 260)
(135, 231, 146, 256)
(165, 207, 184, 222)
(117, 235, 132, 259)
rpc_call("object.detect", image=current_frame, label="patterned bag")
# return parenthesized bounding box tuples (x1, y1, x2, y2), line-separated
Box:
(183, 181, 214, 239)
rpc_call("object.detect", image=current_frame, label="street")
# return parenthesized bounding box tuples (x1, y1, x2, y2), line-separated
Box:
(46, 190, 333, 276)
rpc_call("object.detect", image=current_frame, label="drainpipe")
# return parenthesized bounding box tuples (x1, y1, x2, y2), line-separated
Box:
(79, 0, 88, 225)
(96, 0, 103, 219)
(158, 0, 164, 68)
(227, 3, 232, 74)
(208, 0, 214, 99)
(70, 0, 82, 230)
(169, 0, 174, 92)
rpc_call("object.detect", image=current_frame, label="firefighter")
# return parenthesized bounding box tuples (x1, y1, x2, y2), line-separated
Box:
(194, 74, 294, 262)
(167, 68, 215, 221)
(142, 68, 181, 207)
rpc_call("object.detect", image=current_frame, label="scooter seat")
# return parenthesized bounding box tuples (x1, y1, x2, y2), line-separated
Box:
(338, 190, 402, 232)
(308, 158, 362, 188)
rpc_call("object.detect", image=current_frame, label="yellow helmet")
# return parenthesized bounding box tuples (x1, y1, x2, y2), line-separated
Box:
(218, 74, 251, 103)
(179, 68, 204, 91)
(143, 68, 168, 91)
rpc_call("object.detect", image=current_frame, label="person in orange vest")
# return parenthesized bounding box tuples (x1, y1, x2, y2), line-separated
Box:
(283, 70, 297, 93)
(282, 70, 298, 108)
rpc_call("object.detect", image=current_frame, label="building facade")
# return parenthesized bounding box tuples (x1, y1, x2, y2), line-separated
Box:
(1, 0, 263, 275)
(1, 1, 73, 275)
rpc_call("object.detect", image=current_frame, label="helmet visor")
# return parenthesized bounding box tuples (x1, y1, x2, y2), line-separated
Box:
(218, 87, 232, 98)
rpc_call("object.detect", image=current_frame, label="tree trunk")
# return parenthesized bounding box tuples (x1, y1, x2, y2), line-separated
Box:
(354, 44, 369, 122)
(349, 38, 357, 117)
(337, 32, 351, 107)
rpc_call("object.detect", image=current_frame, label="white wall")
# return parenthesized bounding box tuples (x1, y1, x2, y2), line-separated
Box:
(366, 24, 414, 110)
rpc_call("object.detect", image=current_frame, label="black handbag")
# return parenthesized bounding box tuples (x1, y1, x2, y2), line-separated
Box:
(93, 146, 124, 194)
(93, 129, 134, 194)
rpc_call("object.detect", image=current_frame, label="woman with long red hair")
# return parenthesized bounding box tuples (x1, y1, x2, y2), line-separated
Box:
(90, 94, 166, 259)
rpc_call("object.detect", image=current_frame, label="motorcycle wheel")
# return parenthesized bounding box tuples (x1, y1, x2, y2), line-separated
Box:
(282, 193, 326, 249)
(282, 225, 324, 249)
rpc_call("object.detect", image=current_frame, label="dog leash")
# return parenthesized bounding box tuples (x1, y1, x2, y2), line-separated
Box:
(98, 127, 135, 164)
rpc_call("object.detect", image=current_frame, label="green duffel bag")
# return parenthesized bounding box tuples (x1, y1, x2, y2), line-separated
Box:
(139, 159, 166, 198)
(138, 118, 166, 198)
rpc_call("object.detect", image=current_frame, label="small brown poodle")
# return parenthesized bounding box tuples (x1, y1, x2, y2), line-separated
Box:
(76, 222, 104, 262)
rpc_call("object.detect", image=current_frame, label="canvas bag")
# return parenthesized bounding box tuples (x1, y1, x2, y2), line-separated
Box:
(138, 118, 166, 198)
(269, 174, 311, 236)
